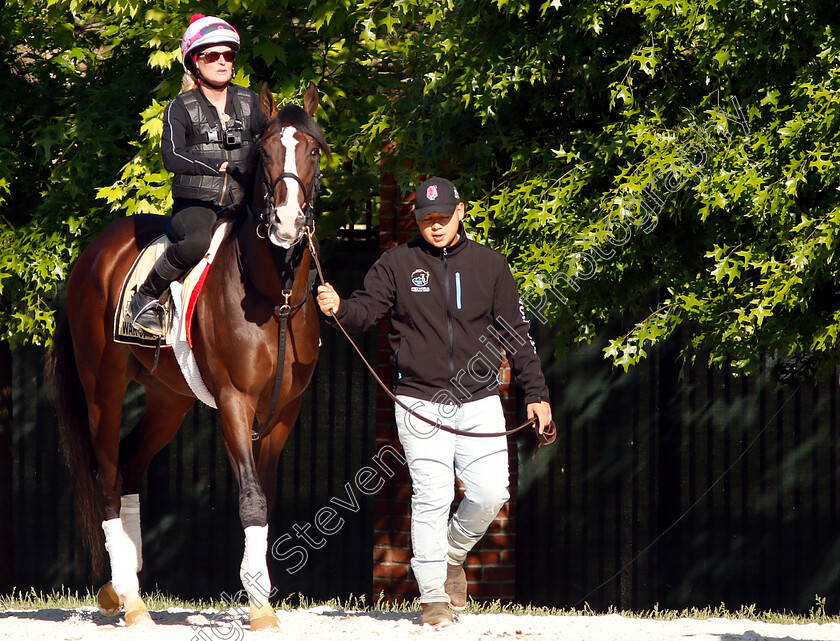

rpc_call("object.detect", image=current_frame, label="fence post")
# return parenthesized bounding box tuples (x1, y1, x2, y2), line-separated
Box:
(0, 336, 14, 594)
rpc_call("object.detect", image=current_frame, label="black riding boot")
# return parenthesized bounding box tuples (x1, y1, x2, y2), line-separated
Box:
(129, 252, 185, 336)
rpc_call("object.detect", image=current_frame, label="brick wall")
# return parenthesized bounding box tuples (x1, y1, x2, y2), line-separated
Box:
(371, 171, 518, 604)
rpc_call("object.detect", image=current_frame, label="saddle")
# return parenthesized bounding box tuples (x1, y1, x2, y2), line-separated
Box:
(113, 222, 229, 348)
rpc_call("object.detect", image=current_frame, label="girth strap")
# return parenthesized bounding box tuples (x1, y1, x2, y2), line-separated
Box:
(234, 228, 309, 440)
(258, 293, 292, 441)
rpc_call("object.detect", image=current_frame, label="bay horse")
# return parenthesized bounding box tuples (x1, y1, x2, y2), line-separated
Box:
(45, 82, 329, 629)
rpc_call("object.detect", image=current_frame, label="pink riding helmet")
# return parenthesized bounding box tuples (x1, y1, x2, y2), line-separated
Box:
(180, 14, 240, 73)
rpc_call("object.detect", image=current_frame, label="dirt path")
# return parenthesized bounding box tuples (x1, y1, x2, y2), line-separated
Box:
(1, 605, 839, 640)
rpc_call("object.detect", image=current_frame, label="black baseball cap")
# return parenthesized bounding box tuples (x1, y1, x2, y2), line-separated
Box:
(414, 177, 461, 221)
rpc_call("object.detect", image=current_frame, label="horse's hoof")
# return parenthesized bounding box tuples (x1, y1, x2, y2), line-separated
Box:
(250, 605, 279, 630)
(96, 582, 123, 617)
(123, 590, 154, 626)
(125, 608, 155, 626)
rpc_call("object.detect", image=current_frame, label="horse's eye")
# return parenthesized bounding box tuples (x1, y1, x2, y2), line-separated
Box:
(311, 147, 320, 158)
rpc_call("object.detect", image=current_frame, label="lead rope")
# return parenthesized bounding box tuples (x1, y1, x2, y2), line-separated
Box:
(304, 228, 556, 451)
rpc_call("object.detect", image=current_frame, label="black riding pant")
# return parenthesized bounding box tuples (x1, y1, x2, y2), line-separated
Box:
(137, 199, 222, 300)
(165, 199, 220, 270)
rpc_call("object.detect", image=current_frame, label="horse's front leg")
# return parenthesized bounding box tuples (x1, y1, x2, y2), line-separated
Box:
(253, 398, 302, 513)
(219, 395, 279, 631)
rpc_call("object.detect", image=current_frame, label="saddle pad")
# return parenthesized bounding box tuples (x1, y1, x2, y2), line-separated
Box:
(113, 222, 230, 408)
(113, 236, 174, 348)
(113, 221, 231, 348)
(171, 280, 217, 409)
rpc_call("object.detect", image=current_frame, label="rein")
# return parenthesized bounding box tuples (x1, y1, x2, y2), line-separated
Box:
(303, 229, 557, 451)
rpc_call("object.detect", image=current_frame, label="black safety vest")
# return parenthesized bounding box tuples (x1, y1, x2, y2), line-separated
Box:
(173, 85, 257, 208)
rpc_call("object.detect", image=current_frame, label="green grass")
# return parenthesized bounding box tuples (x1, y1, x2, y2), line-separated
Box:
(0, 587, 221, 612)
(2, 588, 838, 625)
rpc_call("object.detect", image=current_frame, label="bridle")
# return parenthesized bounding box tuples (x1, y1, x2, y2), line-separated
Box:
(240, 118, 324, 440)
(255, 118, 323, 246)
(259, 168, 322, 240)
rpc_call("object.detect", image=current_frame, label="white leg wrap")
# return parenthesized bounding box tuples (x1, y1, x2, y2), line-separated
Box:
(120, 494, 142, 572)
(240, 525, 272, 607)
(102, 518, 140, 597)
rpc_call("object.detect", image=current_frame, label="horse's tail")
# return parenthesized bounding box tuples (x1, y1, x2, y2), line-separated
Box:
(44, 317, 105, 577)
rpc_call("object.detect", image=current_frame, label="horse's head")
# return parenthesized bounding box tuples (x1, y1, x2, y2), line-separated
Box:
(256, 82, 331, 248)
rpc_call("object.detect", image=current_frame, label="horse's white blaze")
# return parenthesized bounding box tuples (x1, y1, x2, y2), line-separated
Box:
(270, 126, 304, 247)
(102, 517, 140, 597)
(240, 525, 273, 606)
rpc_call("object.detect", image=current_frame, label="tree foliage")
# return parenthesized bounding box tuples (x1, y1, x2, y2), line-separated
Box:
(2, 0, 158, 345)
(354, 0, 840, 379)
(5, 0, 840, 379)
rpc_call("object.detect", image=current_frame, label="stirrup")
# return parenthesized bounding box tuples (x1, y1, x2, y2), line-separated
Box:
(130, 297, 165, 337)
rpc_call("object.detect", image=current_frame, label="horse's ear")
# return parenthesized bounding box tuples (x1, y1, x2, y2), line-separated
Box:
(303, 82, 319, 116)
(259, 82, 277, 119)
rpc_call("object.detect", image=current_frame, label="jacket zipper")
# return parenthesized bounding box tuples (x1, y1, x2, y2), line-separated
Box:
(204, 93, 231, 207)
(443, 247, 455, 381)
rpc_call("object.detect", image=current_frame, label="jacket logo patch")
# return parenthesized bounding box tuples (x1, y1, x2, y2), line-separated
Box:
(410, 269, 430, 292)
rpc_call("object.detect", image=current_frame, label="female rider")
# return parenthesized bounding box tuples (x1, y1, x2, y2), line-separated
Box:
(130, 14, 267, 335)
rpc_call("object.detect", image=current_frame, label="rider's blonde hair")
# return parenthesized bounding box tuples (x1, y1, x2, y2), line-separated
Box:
(181, 72, 198, 93)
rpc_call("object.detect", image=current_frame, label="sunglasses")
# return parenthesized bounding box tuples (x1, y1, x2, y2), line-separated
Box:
(197, 50, 236, 63)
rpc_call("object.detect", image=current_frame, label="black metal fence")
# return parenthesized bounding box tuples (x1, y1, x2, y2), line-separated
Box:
(9, 239, 840, 613)
(517, 323, 840, 613)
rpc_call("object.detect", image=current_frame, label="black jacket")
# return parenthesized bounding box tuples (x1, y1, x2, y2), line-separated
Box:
(162, 85, 267, 208)
(335, 227, 550, 405)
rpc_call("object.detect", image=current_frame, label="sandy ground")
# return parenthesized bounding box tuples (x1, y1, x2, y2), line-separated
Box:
(1, 605, 839, 641)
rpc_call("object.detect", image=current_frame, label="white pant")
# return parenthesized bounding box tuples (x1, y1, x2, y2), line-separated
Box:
(394, 395, 510, 603)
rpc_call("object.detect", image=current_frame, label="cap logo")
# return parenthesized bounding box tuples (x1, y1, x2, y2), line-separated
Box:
(426, 185, 439, 200)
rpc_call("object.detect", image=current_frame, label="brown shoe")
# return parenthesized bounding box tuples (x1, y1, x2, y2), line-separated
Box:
(420, 602, 454, 626)
(445, 563, 467, 610)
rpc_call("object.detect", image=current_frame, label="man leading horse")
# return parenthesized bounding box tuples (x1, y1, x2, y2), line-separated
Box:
(317, 177, 554, 626)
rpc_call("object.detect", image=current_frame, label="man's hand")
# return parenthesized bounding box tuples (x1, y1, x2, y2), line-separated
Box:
(527, 400, 553, 436)
(316, 283, 341, 315)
